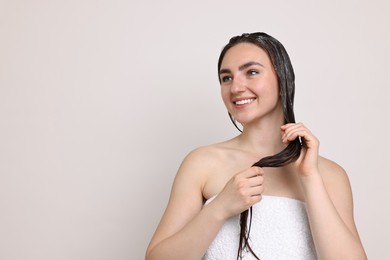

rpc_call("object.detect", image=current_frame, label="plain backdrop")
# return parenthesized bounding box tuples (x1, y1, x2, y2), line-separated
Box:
(1, 0, 389, 259)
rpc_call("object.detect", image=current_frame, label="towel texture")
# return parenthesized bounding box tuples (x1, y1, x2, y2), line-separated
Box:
(203, 195, 317, 260)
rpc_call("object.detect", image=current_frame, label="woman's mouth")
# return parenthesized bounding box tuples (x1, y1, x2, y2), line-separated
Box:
(234, 98, 256, 105)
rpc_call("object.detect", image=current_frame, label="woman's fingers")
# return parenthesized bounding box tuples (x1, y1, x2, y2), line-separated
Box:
(281, 123, 305, 141)
(224, 167, 264, 208)
(233, 167, 263, 191)
(242, 168, 264, 198)
(205, 158, 266, 218)
(281, 123, 320, 177)
(242, 165, 264, 177)
(281, 123, 319, 149)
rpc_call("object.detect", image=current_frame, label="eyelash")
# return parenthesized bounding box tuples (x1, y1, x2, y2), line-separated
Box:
(220, 69, 259, 83)
(221, 76, 232, 83)
(247, 69, 258, 76)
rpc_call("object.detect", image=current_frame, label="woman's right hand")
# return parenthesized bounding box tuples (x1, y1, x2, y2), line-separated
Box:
(211, 166, 264, 219)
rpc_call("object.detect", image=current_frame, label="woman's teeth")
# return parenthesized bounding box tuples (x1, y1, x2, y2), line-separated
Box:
(235, 98, 255, 105)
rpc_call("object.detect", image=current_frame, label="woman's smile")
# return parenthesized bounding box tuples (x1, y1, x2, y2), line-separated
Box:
(233, 97, 257, 108)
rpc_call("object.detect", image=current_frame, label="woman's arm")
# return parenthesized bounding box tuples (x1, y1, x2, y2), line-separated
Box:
(301, 158, 367, 260)
(281, 123, 367, 260)
(145, 147, 264, 260)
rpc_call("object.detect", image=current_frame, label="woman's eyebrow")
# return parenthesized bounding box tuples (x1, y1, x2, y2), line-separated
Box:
(219, 61, 264, 75)
(219, 68, 231, 75)
(238, 61, 264, 71)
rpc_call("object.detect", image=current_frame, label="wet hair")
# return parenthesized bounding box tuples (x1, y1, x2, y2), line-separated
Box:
(217, 32, 302, 259)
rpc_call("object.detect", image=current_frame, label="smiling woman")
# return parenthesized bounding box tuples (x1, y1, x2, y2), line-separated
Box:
(219, 43, 282, 129)
(145, 32, 367, 260)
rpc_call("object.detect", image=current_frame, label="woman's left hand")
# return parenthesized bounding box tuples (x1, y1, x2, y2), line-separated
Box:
(280, 123, 320, 178)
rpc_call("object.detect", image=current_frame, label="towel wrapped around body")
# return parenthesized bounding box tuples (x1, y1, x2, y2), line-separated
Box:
(202, 195, 317, 260)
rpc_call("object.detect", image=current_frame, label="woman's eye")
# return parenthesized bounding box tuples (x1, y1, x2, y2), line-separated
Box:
(248, 70, 258, 76)
(221, 76, 232, 83)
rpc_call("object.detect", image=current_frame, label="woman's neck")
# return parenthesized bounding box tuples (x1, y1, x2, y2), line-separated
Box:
(236, 118, 286, 157)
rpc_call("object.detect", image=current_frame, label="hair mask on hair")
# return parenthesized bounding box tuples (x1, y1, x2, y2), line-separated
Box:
(217, 32, 303, 260)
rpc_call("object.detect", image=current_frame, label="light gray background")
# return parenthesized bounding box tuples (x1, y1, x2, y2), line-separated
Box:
(1, 0, 389, 259)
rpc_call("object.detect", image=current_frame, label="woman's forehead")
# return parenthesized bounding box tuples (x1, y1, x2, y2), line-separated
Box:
(221, 43, 271, 68)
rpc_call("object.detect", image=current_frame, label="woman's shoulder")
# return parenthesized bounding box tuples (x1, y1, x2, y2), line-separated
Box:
(177, 139, 243, 180)
(318, 156, 349, 180)
(172, 141, 236, 194)
(181, 140, 236, 169)
(317, 156, 353, 199)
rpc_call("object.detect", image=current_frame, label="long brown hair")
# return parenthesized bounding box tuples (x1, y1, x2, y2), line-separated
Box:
(217, 32, 302, 259)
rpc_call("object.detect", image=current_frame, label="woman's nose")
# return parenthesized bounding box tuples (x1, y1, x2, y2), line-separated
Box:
(231, 78, 246, 93)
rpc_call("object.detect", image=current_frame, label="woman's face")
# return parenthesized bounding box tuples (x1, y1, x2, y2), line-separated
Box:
(219, 43, 282, 126)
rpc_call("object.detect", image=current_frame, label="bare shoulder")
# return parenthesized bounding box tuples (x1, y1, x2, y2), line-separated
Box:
(181, 143, 226, 167)
(178, 143, 227, 178)
(318, 156, 351, 190)
(172, 142, 232, 197)
(318, 156, 355, 216)
(177, 140, 244, 198)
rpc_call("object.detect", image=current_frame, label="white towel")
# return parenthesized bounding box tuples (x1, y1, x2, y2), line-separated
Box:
(203, 195, 317, 260)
